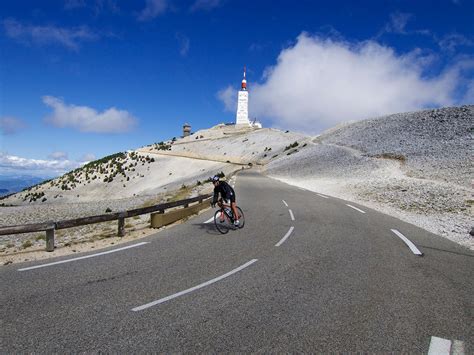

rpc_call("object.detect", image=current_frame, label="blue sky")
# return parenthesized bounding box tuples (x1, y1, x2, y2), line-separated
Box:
(1, 0, 473, 177)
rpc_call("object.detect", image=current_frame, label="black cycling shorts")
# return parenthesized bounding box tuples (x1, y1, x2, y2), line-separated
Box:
(224, 195, 236, 204)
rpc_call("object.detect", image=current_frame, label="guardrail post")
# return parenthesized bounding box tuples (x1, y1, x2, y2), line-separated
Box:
(46, 222, 55, 252)
(117, 212, 126, 238)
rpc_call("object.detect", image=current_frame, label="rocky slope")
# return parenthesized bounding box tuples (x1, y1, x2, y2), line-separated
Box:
(266, 105, 473, 249)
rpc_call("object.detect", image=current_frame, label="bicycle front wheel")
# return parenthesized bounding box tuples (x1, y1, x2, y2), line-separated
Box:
(236, 206, 245, 229)
(214, 210, 230, 234)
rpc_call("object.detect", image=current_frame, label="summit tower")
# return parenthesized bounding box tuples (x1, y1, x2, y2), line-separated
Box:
(235, 67, 251, 127)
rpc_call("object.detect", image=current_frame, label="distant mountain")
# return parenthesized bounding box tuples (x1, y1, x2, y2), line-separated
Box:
(0, 176, 46, 197)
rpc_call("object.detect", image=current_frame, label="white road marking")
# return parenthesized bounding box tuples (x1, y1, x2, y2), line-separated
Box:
(275, 226, 295, 247)
(282, 200, 288, 207)
(452, 340, 465, 355)
(428, 336, 452, 355)
(391, 229, 424, 256)
(204, 212, 220, 224)
(18, 242, 149, 271)
(346, 204, 366, 214)
(132, 259, 258, 311)
(316, 193, 329, 199)
(289, 209, 295, 221)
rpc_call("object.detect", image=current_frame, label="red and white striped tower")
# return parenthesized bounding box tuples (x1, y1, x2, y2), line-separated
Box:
(236, 67, 250, 126)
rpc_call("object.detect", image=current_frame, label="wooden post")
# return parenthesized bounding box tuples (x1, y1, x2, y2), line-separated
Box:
(117, 212, 126, 238)
(45, 222, 55, 252)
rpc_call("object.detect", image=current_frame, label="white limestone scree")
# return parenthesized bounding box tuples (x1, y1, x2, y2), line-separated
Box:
(235, 68, 251, 127)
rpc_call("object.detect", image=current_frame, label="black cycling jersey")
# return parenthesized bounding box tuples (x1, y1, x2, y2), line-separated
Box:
(212, 181, 236, 204)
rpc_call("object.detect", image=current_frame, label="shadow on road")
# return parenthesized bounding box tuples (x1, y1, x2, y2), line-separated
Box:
(193, 222, 224, 235)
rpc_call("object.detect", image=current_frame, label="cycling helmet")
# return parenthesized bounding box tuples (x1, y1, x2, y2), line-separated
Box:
(212, 175, 220, 182)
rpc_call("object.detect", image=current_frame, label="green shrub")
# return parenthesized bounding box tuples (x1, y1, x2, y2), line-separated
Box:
(22, 240, 33, 249)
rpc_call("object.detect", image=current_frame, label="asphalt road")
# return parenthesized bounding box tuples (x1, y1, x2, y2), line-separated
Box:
(1, 171, 472, 352)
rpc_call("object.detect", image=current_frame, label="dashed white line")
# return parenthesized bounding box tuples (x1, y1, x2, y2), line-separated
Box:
(282, 200, 288, 207)
(346, 204, 366, 214)
(275, 226, 295, 247)
(289, 209, 295, 221)
(132, 259, 258, 311)
(391, 229, 424, 256)
(452, 340, 465, 355)
(428, 336, 453, 355)
(18, 242, 149, 271)
(204, 212, 221, 224)
(316, 193, 329, 199)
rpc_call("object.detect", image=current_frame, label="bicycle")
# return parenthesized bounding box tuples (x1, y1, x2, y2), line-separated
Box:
(213, 200, 245, 234)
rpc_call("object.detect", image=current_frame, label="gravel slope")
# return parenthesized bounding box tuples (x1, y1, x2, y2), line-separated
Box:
(266, 105, 473, 250)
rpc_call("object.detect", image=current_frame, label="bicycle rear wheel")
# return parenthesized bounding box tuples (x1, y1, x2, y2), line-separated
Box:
(236, 206, 245, 229)
(214, 210, 231, 234)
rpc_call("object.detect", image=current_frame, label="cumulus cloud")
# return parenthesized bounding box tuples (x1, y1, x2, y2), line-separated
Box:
(235, 33, 474, 133)
(138, 0, 169, 21)
(190, 0, 224, 12)
(0, 116, 26, 135)
(3, 19, 98, 51)
(43, 96, 137, 133)
(0, 152, 82, 175)
(48, 151, 68, 160)
(217, 85, 237, 112)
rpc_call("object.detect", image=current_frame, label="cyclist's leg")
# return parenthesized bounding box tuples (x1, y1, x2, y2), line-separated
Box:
(230, 198, 239, 223)
(218, 199, 225, 222)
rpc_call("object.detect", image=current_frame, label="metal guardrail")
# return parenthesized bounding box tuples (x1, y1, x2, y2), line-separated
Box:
(0, 194, 212, 252)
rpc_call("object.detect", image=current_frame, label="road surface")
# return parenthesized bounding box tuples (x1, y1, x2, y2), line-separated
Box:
(1, 171, 472, 352)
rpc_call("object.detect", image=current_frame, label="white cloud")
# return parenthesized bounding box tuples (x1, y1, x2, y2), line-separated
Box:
(3, 19, 98, 51)
(384, 12, 412, 34)
(190, 0, 223, 12)
(438, 33, 474, 52)
(0, 152, 82, 175)
(241, 33, 473, 133)
(138, 0, 169, 21)
(43, 96, 137, 133)
(80, 153, 96, 162)
(217, 85, 237, 112)
(0, 116, 26, 135)
(48, 151, 68, 160)
(175, 32, 190, 56)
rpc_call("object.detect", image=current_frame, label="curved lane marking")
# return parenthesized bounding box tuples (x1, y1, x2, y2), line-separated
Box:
(132, 259, 258, 311)
(289, 209, 295, 221)
(428, 337, 453, 355)
(18, 242, 149, 272)
(275, 226, 295, 247)
(346, 204, 366, 214)
(282, 200, 288, 207)
(391, 229, 424, 256)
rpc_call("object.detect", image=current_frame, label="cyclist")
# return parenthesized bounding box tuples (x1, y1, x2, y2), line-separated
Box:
(211, 175, 239, 226)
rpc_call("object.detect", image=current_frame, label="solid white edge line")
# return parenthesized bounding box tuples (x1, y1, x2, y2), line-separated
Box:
(132, 259, 258, 311)
(428, 336, 451, 355)
(18, 242, 149, 271)
(288, 209, 295, 221)
(346, 204, 366, 214)
(282, 199, 288, 207)
(275, 226, 295, 247)
(317, 193, 329, 199)
(391, 229, 424, 256)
